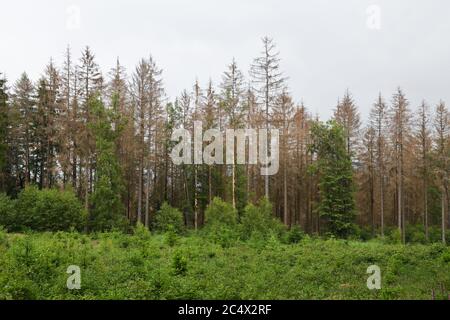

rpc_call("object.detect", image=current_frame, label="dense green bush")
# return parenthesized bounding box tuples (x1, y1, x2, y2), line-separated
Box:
(134, 222, 151, 240)
(172, 250, 188, 276)
(203, 197, 239, 247)
(406, 225, 427, 244)
(204, 197, 238, 227)
(0, 193, 16, 230)
(12, 186, 86, 232)
(284, 225, 305, 244)
(240, 197, 285, 241)
(381, 225, 450, 244)
(164, 225, 178, 247)
(154, 202, 184, 234)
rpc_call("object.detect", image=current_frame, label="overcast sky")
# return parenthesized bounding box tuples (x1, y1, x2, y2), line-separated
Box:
(1, 0, 450, 121)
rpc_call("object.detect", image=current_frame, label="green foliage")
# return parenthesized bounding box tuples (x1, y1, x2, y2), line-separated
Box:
(164, 225, 178, 247)
(0, 76, 8, 193)
(172, 250, 188, 276)
(89, 96, 127, 232)
(133, 222, 151, 241)
(203, 197, 239, 247)
(0, 193, 16, 230)
(284, 225, 305, 244)
(406, 225, 427, 244)
(240, 197, 285, 241)
(11, 186, 85, 232)
(378, 225, 450, 245)
(154, 202, 184, 234)
(204, 197, 238, 227)
(310, 120, 356, 238)
(386, 228, 402, 244)
(0, 231, 448, 300)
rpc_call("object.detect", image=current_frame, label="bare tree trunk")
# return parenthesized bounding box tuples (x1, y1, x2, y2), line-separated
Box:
(145, 166, 150, 228)
(84, 159, 90, 230)
(194, 165, 198, 230)
(208, 166, 212, 203)
(380, 175, 385, 237)
(442, 188, 446, 244)
(283, 158, 288, 226)
(424, 180, 429, 241)
(232, 163, 236, 209)
(137, 159, 143, 225)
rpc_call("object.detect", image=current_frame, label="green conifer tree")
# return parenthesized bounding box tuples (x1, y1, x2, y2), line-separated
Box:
(310, 120, 356, 238)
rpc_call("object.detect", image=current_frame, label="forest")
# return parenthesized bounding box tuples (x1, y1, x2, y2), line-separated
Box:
(0, 37, 449, 300)
(1, 37, 449, 241)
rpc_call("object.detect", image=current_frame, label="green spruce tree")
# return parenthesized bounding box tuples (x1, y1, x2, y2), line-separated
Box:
(88, 94, 126, 231)
(310, 120, 356, 238)
(0, 74, 9, 192)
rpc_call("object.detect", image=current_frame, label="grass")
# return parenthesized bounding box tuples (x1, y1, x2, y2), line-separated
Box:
(0, 229, 449, 300)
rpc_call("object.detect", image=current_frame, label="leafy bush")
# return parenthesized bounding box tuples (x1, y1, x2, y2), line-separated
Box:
(0, 226, 6, 246)
(172, 250, 188, 276)
(203, 197, 239, 247)
(154, 202, 184, 234)
(13, 186, 86, 232)
(386, 228, 402, 244)
(134, 222, 151, 240)
(0, 193, 16, 230)
(352, 225, 374, 241)
(204, 197, 238, 227)
(164, 225, 178, 247)
(406, 225, 427, 244)
(240, 197, 285, 241)
(284, 225, 305, 244)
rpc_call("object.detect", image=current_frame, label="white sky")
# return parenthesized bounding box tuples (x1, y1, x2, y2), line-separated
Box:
(1, 0, 450, 121)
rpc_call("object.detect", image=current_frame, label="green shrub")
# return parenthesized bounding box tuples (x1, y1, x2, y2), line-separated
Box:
(14, 186, 86, 232)
(352, 225, 374, 241)
(284, 225, 305, 244)
(387, 228, 402, 244)
(203, 198, 239, 247)
(133, 222, 151, 240)
(164, 225, 178, 247)
(204, 197, 238, 228)
(240, 197, 285, 241)
(0, 226, 6, 246)
(0, 193, 16, 230)
(406, 225, 427, 244)
(441, 249, 450, 263)
(154, 202, 184, 234)
(172, 250, 188, 276)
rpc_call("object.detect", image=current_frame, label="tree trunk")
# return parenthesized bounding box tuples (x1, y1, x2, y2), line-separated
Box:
(442, 188, 446, 244)
(145, 166, 150, 228)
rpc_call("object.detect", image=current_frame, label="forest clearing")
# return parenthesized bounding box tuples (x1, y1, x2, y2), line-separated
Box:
(1, 228, 449, 300)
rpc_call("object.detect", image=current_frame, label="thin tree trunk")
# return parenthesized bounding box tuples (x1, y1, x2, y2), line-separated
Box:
(232, 164, 236, 209)
(442, 188, 446, 244)
(194, 165, 198, 230)
(209, 166, 212, 203)
(380, 174, 384, 237)
(137, 159, 143, 225)
(424, 180, 428, 241)
(145, 166, 150, 228)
